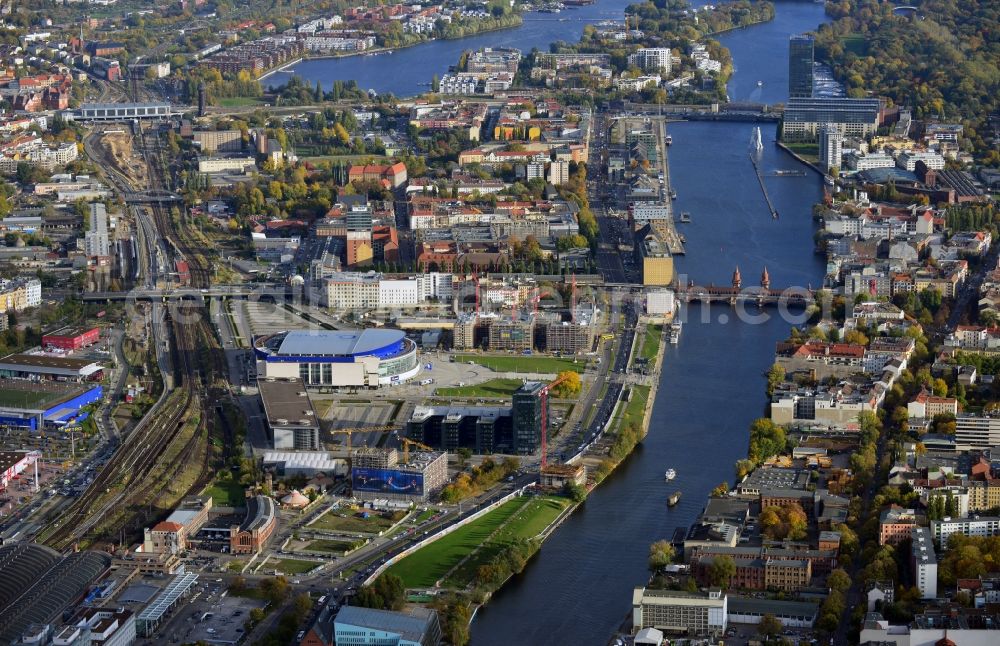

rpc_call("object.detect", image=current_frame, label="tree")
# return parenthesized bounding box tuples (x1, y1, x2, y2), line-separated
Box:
(648, 540, 675, 572)
(708, 555, 736, 587)
(711, 482, 729, 497)
(758, 613, 783, 637)
(766, 364, 785, 396)
(551, 370, 582, 398)
(563, 481, 587, 503)
(828, 568, 851, 593)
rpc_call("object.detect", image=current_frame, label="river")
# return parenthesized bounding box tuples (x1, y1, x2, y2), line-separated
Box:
(281, 1, 833, 643)
(267, 2, 638, 96)
(468, 3, 831, 644)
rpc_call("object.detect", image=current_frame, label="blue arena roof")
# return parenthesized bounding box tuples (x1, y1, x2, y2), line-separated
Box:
(276, 329, 406, 358)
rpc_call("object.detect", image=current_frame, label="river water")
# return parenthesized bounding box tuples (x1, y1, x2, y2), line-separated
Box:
(281, 1, 832, 643)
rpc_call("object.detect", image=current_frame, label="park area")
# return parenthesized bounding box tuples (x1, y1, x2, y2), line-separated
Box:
(268, 558, 319, 575)
(620, 385, 650, 431)
(305, 538, 365, 554)
(387, 495, 570, 590)
(310, 507, 406, 534)
(453, 354, 586, 374)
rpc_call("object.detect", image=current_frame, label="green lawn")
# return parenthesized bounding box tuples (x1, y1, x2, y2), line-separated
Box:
(445, 496, 569, 587)
(620, 385, 650, 431)
(453, 355, 586, 374)
(307, 539, 364, 554)
(640, 325, 663, 362)
(387, 498, 528, 588)
(436, 378, 525, 398)
(217, 97, 266, 107)
(202, 480, 246, 507)
(310, 509, 401, 534)
(271, 558, 319, 575)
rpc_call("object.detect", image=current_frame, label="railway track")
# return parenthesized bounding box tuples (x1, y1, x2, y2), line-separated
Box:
(41, 127, 228, 549)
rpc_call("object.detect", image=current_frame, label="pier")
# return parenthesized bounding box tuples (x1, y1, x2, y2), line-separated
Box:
(655, 118, 686, 255)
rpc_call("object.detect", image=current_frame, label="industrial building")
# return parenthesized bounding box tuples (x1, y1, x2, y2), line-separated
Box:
(632, 587, 728, 638)
(254, 329, 420, 388)
(77, 102, 172, 121)
(351, 447, 448, 502)
(257, 377, 321, 450)
(0, 379, 104, 430)
(0, 354, 104, 382)
(41, 326, 100, 351)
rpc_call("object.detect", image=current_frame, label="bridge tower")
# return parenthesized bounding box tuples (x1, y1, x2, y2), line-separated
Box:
(761, 266, 770, 291)
(731, 266, 742, 290)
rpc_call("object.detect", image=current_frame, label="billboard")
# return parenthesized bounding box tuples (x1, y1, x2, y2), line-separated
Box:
(352, 467, 424, 496)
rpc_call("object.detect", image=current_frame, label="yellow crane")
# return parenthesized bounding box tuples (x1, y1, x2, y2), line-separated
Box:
(328, 424, 399, 454)
(400, 437, 434, 464)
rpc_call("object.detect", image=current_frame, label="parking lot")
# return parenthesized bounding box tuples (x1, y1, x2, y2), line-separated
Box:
(158, 584, 267, 646)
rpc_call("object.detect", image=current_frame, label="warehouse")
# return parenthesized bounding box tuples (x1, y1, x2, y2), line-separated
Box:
(0, 379, 103, 430)
(42, 326, 100, 351)
(254, 329, 420, 387)
(0, 353, 104, 381)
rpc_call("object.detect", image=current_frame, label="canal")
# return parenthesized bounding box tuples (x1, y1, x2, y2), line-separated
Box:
(281, 0, 834, 642)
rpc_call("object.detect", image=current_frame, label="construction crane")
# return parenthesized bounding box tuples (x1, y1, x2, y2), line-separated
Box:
(328, 424, 399, 454)
(400, 437, 434, 464)
(539, 372, 574, 470)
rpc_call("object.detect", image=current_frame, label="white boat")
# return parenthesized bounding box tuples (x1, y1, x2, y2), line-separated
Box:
(665, 469, 676, 481)
(756, 80, 763, 87)
(669, 322, 682, 344)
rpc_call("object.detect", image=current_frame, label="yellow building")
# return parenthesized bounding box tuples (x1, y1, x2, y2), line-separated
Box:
(968, 480, 1000, 512)
(635, 226, 674, 286)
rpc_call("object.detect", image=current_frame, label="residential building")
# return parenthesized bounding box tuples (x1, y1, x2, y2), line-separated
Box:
(818, 124, 843, 172)
(968, 479, 1000, 513)
(0, 278, 42, 314)
(897, 150, 946, 172)
(955, 414, 1000, 450)
(861, 610, 1000, 646)
(879, 506, 918, 545)
(907, 390, 958, 419)
(788, 35, 814, 98)
(931, 516, 1000, 544)
(333, 606, 441, 646)
(631, 588, 727, 638)
(628, 47, 672, 74)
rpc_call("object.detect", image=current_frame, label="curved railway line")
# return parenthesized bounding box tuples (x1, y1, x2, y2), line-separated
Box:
(42, 126, 227, 550)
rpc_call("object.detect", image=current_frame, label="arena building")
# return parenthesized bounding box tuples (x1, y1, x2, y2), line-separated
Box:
(254, 329, 419, 387)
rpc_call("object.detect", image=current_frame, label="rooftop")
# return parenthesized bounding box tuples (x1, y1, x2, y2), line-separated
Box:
(274, 329, 405, 357)
(257, 378, 318, 429)
(334, 606, 438, 643)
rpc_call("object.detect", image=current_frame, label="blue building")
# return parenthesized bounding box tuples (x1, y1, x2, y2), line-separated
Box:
(0, 380, 103, 430)
(334, 606, 441, 646)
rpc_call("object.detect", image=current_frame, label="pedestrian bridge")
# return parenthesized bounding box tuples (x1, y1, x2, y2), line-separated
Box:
(124, 190, 184, 204)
